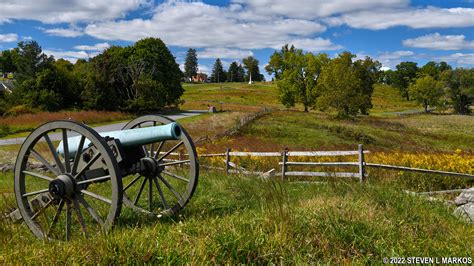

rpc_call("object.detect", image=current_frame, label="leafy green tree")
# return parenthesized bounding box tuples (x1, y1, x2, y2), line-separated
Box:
(276, 48, 329, 112)
(184, 48, 198, 81)
(14, 41, 53, 83)
(211, 58, 226, 83)
(83, 38, 184, 111)
(393, 61, 418, 100)
(409, 75, 443, 112)
(242, 56, 263, 82)
(353, 57, 381, 114)
(441, 68, 474, 115)
(265, 44, 296, 79)
(316, 52, 378, 117)
(0, 49, 18, 76)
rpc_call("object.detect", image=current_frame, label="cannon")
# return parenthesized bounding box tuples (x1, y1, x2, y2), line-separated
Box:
(13, 115, 198, 240)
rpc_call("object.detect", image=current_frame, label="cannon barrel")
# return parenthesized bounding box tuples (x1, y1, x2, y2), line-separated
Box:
(57, 122, 182, 157)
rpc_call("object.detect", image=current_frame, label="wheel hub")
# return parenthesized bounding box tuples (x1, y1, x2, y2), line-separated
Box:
(140, 157, 164, 177)
(49, 174, 76, 200)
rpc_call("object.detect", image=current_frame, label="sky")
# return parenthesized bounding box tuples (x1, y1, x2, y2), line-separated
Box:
(0, 0, 473, 79)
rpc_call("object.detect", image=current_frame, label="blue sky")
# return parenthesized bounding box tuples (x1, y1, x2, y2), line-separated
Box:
(0, 0, 473, 79)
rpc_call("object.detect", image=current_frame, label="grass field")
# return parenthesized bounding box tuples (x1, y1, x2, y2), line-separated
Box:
(1, 171, 472, 264)
(0, 82, 473, 263)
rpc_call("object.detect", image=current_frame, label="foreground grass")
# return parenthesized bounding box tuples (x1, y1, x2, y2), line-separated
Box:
(1, 171, 472, 264)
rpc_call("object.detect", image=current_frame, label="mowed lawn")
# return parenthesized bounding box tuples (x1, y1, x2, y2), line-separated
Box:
(1, 171, 472, 264)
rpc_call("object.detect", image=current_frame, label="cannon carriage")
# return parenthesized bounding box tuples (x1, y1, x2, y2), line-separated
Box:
(13, 115, 198, 240)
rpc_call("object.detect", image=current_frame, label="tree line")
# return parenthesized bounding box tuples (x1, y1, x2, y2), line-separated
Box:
(267, 45, 473, 117)
(183, 49, 264, 83)
(382, 61, 474, 114)
(0, 38, 183, 114)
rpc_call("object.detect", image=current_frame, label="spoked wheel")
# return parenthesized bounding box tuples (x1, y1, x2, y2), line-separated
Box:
(14, 121, 122, 240)
(121, 115, 199, 217)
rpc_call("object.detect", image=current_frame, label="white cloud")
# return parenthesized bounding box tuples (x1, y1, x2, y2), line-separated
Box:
(199, 48, 253, 59)
(434, 53, 474, 66)
(0, 0, 151, 24)
(326, 7, 474, 29)
(233, 0, 408, 19)
(0, 33, 18, 42)
(74, 42, 110, 51)
(43, 49, 97, 63)
(285, 38, 343, 52)
(198, 65, 210, 75)
(403, 33, 474, 50)
(84, 1, 337, 51)
(44, 27, 83, 37)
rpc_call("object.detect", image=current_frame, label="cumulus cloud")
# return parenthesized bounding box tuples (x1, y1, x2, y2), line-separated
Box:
(403, 33, 474, 50)
(84, 1, 337, 51)
(0, 0, 151, 24)
(233, 0, 409, 19)
(285, 38, 343, 52)
(74, 42, 110, 51)
(44, 27, 83, 37)
(434, 53, 474, 66)
(0, 33, 18, 42)
(326, 7, 474, 29)
(199, 48, 253, 59)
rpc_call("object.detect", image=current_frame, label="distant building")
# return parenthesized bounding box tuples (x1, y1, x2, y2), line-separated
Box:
(191, 73, 208, 83)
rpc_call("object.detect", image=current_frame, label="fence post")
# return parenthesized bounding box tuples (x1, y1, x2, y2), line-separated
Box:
(358, 144, 365, 182)
(225, 148, 231, 175)
(281, 150, 287, 181)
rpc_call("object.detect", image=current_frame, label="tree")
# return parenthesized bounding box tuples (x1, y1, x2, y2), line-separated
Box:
(265, 44, 295, 79)
(0, 49, 17, 76)
(184, 48, 198, 81)
(409, 75, 443, 112)
(211, 58, 226, 83)
(14, 41, 53, 83)
(276, 48, 329, 112)
(441, 68, 474, 115)
(393, 61, 418, 100)
(228, 61, 245, 82)
(242, 56, 263, 82)
(353, 56, 381, 114)
(316, 52, 377, 117)
(83, 38, 184, 111)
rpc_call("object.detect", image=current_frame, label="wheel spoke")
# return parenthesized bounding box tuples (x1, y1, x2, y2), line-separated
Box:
(72, 200, 88, 237)
(71, 136, 86, 175)
(78, 196, 103, 226)
(31, 199, 53, 220)
(22, 170, 54, 182)
(158, 174, 183, 202)
(44, 134, 65, 174)
(76, 175, 111, 185)
(123, 174, 142, 192)
(134, 177, 148, 205)
(157, 141, 184, 162)
(66, 203, 71, 241)
(158, 160, 190, 167)
(152, 176, 169, 210)
(74, 152, 101, 179)
(30, 149, 60, 176)
(22, 189, 49, 198)
(153, 141, 165, 159)
(148, 176, 153, 211)
(62, 129, 71, 173)
(81, 190, 112, 205)
(162, 170, 189, 183)
(48, 200, 64, 235)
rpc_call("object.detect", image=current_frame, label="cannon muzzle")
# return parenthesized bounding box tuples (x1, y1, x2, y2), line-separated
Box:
(57, 122, 182, 157)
